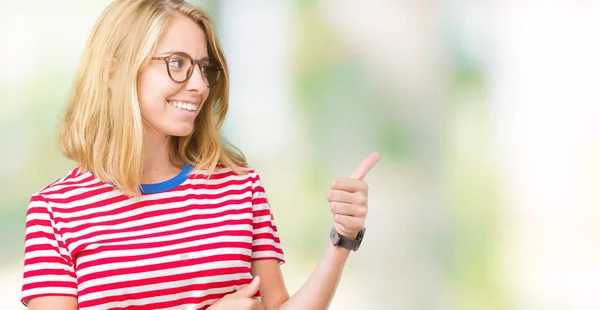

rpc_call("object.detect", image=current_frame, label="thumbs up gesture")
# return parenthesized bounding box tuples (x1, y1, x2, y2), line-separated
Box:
(207, 277, 265, 310)
(327, 152, 380, 239)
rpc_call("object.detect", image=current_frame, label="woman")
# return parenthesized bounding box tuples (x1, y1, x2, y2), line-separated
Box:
(21, 0, 379, 309)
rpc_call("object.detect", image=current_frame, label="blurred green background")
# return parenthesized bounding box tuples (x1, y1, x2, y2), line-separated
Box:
(2, 1, 600, 309)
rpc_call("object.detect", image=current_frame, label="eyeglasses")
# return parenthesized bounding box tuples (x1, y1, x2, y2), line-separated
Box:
(151, 52, 222, 87)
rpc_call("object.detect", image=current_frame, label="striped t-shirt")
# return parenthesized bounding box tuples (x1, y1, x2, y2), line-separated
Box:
(21, 165, 285, 309)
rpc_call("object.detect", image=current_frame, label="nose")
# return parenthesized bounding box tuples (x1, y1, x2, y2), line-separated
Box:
(185, 63, 210, 94)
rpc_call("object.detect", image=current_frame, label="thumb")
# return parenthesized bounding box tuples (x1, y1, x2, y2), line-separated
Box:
(232, 276, 260, 298)
(350, 152, 381, 180)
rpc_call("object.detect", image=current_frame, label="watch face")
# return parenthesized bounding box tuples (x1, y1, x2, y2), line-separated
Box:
(330, 229, 340, 245)
(357, 227, 366, 240)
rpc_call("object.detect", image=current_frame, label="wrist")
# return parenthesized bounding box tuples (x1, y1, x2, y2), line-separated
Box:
(330, 227, 366, 251)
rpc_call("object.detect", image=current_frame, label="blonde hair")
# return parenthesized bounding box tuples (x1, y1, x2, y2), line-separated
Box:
(59, 0, 246, 197)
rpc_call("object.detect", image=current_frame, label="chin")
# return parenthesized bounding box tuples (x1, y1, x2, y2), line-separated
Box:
(168, 129, 194, 137)
(165, 124, 195, 137)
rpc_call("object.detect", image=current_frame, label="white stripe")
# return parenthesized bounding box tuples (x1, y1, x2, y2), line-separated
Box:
(24, 250, 68, 261)
(68, 209, 253, 252)
(24, 226, 55, 239)
(22, 273, 75, 286)
(252, 239, 279, 247)
(23, 261, 72, 274)
(92, 286, 230, 310)
(22, 286, 77, 299)
(42, 178, 107, 197)
(252, 190, 268, 198)
(46, 172, 255, 217)
(252, 225, 278, 235)
(80, 259, 249, 291)
(26, 200, 49, 210)
(187, 171, 253, 186)
(81, 271, 251, 304)
(79, 240, 252, 274)
(251, 251, 284, 261)
(56, 186, 253, 231)
(252, 215, 273, 223)
(45, 186, 123, 209)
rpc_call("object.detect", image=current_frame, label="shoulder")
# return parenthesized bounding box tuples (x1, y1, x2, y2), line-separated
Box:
(32, 167, 88, 195)
(189, 165, 261, 181)
(186, 165, 265, 193)
(31, 166, 107, 204)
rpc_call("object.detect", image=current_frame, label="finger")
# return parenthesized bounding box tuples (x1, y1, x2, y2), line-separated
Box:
(251, 300, 266, 310)
(350, 152, 381, 180)
(331, 178, 368, 193)
(334, 222, 358, 239)
(327, 190, 367, 207)
(231, 276, 260, 298)
(334, 215, 363, 234)
(330, 202, 367, 217)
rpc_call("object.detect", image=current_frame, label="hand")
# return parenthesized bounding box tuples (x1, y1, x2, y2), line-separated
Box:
(327, 152, 380, 239)
(207, 276, 265, 310)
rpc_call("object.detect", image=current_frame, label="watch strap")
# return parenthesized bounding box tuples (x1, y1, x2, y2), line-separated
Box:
(330, 227, 366, 251)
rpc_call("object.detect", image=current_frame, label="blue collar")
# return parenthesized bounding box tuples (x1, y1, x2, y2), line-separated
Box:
(140, 165, 194, 194)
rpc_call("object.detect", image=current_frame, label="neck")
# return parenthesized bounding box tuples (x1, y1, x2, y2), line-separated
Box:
(141, 130, 182, 184)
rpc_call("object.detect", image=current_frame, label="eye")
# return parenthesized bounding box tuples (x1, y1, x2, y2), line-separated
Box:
(168, 59, 183, 69)
(167, 54, 190, 70)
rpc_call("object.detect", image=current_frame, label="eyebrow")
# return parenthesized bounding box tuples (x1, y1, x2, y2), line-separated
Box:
(158, 51, 210, 60)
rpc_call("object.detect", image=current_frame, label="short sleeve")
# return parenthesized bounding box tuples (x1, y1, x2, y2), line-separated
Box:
(250, 172, 285, 264)
(21, 194, 78, 306)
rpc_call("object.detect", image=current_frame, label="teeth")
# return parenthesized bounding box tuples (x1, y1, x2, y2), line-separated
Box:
(168, 101, 198, 111)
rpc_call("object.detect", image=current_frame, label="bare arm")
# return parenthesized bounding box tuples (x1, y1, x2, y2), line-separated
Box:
(27, 296, 78, 310)
(254, 153, 380, 310)
(280, 243, 350, 310)
(252, 243, 352, 310)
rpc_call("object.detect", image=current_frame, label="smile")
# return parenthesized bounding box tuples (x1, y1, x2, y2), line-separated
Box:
(167, 100, 199, 112)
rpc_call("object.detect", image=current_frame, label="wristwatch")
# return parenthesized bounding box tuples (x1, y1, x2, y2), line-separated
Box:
(330, 227, 366, 251)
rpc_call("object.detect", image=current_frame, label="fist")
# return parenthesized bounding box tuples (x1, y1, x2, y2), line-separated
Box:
(327, 153, 380, 239)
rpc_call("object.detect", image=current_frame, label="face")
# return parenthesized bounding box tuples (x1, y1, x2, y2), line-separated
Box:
(137, 14, 210, 138)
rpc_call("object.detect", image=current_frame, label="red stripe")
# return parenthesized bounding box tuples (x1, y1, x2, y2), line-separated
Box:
(76, 238, 251, 270)
(42, 178, 109, 195)
(78, 266, 250, 295)
(24, 256, 71, 266)
(23, 268, 77, 279)
(22, 280, 77, 292)
(252, 244, 284, 255)
(78, 253, 251, 285)
(70, 217, 252, 255)
(188, 169, 254, 180)
(67, 207, 253, 251)
(24, 230, 56, 241)
(49, 187, 128, 212)
(21, 293, 77, 305)
(59, 196, 252, 236)
(106, 293, 222, 310)
(254, 232, 280, 241)
(253, 221, 275, 230)
(80, 278, 250, 308)
(178, 175, 259, 191)
(54, 187, 253, 224)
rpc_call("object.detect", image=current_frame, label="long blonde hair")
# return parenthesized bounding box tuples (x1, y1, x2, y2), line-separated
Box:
(59, 0, 246, 197)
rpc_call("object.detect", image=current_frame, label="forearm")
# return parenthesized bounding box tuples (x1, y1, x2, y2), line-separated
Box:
(278, 243, 350, 310)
